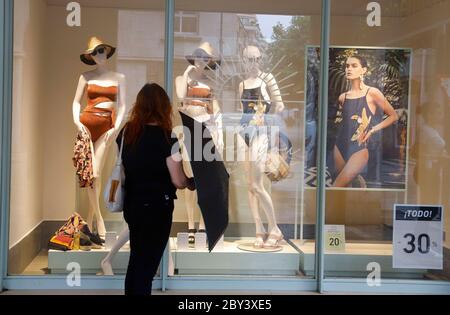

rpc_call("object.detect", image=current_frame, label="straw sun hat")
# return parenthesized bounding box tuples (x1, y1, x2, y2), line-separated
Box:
(80, 36, 116, 66)
(185, 42, 221, 70)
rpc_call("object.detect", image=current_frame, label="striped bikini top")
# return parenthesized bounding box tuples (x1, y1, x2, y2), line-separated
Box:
(87, 84, 118, 108)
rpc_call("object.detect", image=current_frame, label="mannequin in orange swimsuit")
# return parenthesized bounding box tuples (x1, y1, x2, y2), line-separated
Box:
(72, 37, 127, 238)
(175, 42, 224, 246)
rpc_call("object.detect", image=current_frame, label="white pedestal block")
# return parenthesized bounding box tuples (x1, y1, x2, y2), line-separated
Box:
(169, 237, 301, 276)
(48, 246, 130, 275)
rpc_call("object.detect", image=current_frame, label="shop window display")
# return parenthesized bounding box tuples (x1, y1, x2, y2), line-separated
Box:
(8, 0, 315, 279)
(316, 0, 450, 282)
(168, 5, 316, 277)
(4, 0, 449, 292)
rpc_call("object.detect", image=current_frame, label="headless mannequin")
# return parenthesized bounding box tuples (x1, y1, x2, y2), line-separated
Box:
(176, 58, 224, 245)
(238, 46, 285, 248)
(72, 49, 127, 239)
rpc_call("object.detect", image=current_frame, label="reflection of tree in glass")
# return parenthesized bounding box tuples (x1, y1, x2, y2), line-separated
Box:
(265, 17, 311, 124)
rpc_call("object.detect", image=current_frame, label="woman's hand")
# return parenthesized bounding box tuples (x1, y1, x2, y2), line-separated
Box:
(359, 128, 375, 145)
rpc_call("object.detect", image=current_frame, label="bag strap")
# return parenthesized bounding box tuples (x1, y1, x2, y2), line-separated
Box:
(117, 129, 126, 166)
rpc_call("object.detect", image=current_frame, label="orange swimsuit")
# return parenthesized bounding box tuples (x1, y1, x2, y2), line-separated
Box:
(80, 84, 118, 142)
(186, 84, 213, 114)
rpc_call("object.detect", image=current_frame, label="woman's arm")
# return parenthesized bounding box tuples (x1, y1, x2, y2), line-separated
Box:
(166, 152, 195, 190)
(363, 88, 399, 142)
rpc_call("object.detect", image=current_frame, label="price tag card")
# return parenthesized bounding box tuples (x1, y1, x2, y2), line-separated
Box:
(324, 225, 346, 252)
(393, 204, 443, 269)
(177, 233, 189, 250)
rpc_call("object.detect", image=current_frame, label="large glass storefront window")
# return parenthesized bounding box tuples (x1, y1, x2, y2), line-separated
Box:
(7, 0, 321, 282)
(168, 0, 321, 279)
(6, 0, 448, 293)
(318, 0, 450, 283)
(9, 0, 165, 276)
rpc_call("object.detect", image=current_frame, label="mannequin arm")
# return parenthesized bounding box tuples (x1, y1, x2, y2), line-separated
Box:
(72, 75, 87, 131)
(175, 76, 187, 102)
(176, 65, 196, 102)
(264, 73, 285, 113)
(114, 74, 127, 132)
(238, 82, 244, 112)
(211, 99, 224, 150)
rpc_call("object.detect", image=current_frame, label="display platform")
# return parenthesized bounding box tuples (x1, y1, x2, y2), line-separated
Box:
(48, 244, 130, 275)
(169, 237, 301, 276)
(291, 240, 427, 279)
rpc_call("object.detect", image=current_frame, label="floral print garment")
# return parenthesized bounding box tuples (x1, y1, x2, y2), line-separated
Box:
(72, 130, 94, 188)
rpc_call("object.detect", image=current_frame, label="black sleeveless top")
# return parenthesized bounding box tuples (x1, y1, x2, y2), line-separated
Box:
(117, 126, 179, 205)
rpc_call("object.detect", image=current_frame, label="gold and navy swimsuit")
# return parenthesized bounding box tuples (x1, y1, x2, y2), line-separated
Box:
(240, 82, 271, 146)
(335, 88, 382, 161)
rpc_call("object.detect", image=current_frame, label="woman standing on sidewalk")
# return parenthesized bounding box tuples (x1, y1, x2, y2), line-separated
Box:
(118, 83, 195, 295)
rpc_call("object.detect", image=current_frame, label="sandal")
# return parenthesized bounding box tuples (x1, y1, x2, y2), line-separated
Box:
(254, 233, 267, 248)
(263, 232, 284, 249)
(188, 229, 197, 246)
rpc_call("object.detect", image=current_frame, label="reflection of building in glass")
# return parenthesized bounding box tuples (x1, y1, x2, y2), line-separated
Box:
(117, 10, 267, 114)
(237, 14, 267, 55)
(175, 11, 199, 35)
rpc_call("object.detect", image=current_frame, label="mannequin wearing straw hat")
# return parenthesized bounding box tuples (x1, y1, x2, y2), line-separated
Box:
(175, 42, 224, 246)
(238, 45, 287, 249)
(72, 36, 127, 239)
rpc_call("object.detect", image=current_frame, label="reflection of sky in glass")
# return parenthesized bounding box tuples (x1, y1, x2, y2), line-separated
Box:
(256, 15, 292, 42)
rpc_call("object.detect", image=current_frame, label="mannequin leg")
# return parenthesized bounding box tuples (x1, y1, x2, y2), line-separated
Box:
(86, 131, 114, 237)
(198, 213, 205, 231)
(249, 135, 283, 247)
(244, 159, 266, 236)
(182, 155, 198, 244)
(243, 139, 266, 248)
(253, 157, 282, 236)
(86, 180, 106, 237)
(185, 189, 197, 231)
(101, 226, 130, 276)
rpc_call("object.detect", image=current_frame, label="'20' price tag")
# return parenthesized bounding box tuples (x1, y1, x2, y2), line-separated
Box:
(393, 205, 443, 270)
(324, 225, 346, 252)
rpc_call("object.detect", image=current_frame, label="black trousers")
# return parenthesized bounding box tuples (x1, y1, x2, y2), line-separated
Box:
(124, 199, 174, 296)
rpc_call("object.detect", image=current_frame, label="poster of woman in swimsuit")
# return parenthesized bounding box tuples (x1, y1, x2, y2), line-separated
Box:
(304, 46, 411, 190)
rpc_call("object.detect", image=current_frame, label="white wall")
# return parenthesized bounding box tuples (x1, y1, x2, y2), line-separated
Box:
(42, 5, 119, 221)
(9, 0, 47, 247)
